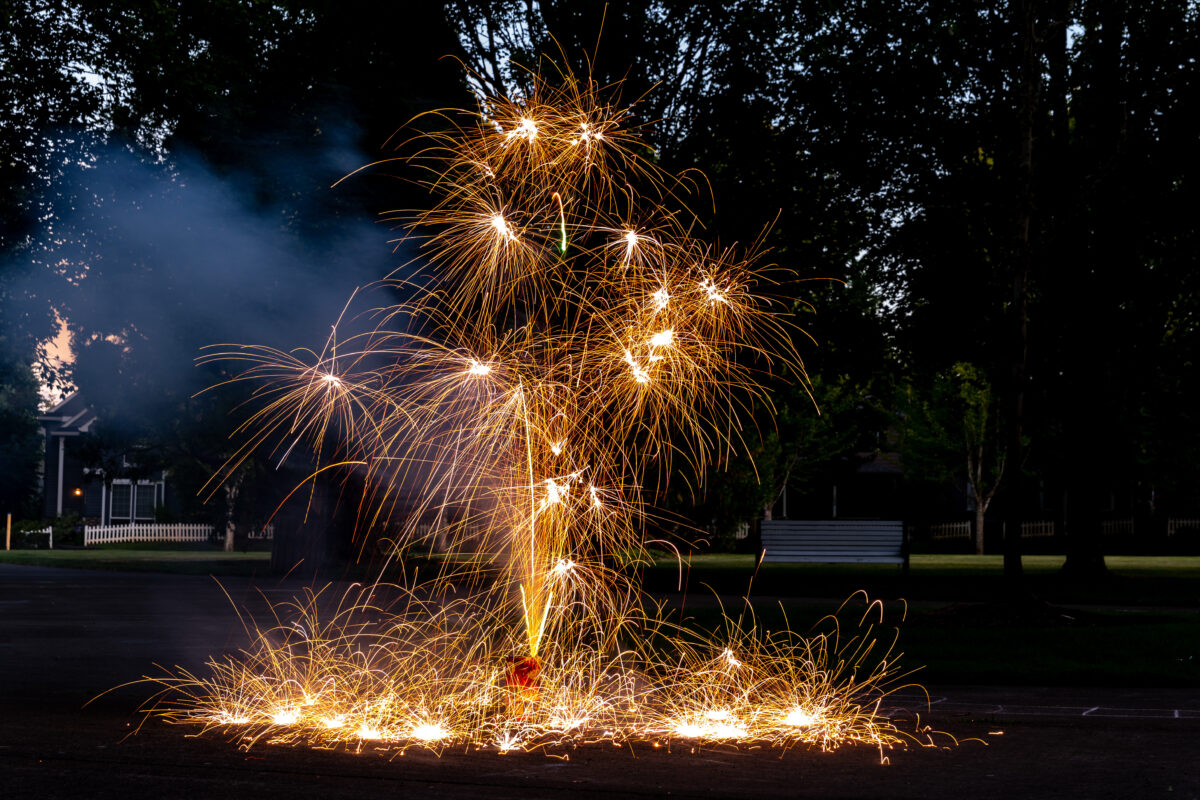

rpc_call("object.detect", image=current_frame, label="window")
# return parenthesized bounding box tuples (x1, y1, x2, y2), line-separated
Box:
(134, 483, 156, 520)
(110, 483, 132, 521)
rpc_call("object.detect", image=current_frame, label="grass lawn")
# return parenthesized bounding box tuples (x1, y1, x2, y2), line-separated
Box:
(0, 546, 271, 576)
(3, 546, 1196, 686)
(641, 553, 1200, 607)
(645, 553, 1200, 687)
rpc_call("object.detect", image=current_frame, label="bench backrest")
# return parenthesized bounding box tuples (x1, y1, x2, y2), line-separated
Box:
(760, 520, 906, 564)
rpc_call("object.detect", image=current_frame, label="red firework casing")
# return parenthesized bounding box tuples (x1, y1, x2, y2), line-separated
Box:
(504, 655, 542, 714)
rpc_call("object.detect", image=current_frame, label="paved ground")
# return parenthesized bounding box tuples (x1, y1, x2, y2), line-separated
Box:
(1, 564, 1196, 799)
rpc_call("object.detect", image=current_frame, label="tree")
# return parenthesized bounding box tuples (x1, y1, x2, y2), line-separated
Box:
(0, 356, 43, 518)
(898, 363, 1007, 554)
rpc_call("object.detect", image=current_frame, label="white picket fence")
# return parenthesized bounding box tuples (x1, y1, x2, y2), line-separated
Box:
(1168, 518, 1200, 537)
(246, 524, 275, 540)
(929, 521, 972, 540)
(1101, 518, 1135, 537)
(84, 523, 214, 546)
(1021, 520, 1056, 538)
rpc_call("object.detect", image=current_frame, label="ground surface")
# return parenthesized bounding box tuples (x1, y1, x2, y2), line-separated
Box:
(1, 564, 1196, 799)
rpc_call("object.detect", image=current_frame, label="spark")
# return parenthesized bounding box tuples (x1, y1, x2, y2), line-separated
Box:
(623, 350, 650, 384)
(623, 230, 639, 262)
(491, 214, 518, 241)
(152, 63, 933, 763)
(272, 709, 300, 725)
(700, 278, 727, 304)
(649, 329, 674, 348)
(410, 723, 449, 742)
(544, 478, 565, 506)
(507, 117, 538, 142)
(783, 707, 818, 727)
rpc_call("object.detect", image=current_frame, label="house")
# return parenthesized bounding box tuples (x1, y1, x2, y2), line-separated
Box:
(37, 392, 170, 524)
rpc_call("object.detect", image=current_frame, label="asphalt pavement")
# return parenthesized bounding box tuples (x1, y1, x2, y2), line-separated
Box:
(1, 564, 1196, 799)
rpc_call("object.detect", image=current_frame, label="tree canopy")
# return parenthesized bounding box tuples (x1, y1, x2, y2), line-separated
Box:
(3, 1, 1198, 577)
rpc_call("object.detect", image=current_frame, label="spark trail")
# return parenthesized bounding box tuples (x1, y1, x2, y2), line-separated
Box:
(146, 62, 937, 759)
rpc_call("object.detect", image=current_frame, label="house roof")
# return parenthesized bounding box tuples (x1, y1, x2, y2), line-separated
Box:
(38, 391, 97, 435)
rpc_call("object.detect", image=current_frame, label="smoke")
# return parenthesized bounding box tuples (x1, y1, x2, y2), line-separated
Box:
(14, 124, 412, 424)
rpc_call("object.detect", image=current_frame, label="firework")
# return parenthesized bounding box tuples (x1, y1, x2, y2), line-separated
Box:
(150, 62, 938, 759)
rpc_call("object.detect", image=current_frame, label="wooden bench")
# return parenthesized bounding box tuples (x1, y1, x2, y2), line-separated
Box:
(759, 520, 908, 572)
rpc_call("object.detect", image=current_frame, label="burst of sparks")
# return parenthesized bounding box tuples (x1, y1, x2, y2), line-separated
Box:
(156, 63, 942, 761)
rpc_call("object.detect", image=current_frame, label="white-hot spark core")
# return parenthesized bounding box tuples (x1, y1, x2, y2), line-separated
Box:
(651, 287, 670, 311)
(491, 214, 517, 241)
(700, 278, 726, 303)
(466, 359, 492, 376)
(550, 558, 576, 577)
(589, 484, 603, 508)
(675, 714, 749, 740)
(623, 350, 650, 384)
(357, 724, 383, 740)
(623, 230, 639, 261)
(496, 732, 522, 753)
(721, 648, 742, 669)
(321, 715, 346, 729)
(410, 723, 449, 742)
(272, 709, 300, 725)
(572, 122, 604, 146)
(550, 440, 564, 456)
(544, 478, 565, 505)
(320, 373, 342, 387)
(507, 117, 538, 142)
(649, 329, 674, 348)
(783, 707, 818, 727)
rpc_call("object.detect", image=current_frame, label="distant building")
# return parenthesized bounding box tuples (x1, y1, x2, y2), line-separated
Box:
(36, 392, 170, 524)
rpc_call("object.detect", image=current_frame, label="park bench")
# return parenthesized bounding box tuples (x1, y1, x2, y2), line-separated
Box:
(759, 520, 908, 573)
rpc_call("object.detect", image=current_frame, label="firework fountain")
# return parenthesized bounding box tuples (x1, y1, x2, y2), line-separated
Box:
(143, 65, 933, 758)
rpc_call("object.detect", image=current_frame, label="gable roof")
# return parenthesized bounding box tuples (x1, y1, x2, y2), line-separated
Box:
(38, 391, 98, 435)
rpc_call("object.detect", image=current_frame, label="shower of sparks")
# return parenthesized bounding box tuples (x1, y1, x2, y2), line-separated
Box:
(150, 64, 942, 760)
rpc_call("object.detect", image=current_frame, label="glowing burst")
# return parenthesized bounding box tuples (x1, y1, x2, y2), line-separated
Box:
(410, 723, 449, 742)
(623, 350, 650, 384)
(507, 117, 538, 142)
(675, 712, 750, 741)
(783, 707, 819, 727)
(271, 709, 300, 725)
(149, 62, 938, 763)
(491, 214, 517, 241)
(357, 724, 383, 740)
(700, 278, 726, 304)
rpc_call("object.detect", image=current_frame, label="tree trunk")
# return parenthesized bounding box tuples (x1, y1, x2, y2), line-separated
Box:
(974, 501, 986, 556)
(222, 476, 242, 553)
(1004, 0, 1038, 586)
(1060, 2, 1121, 581)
